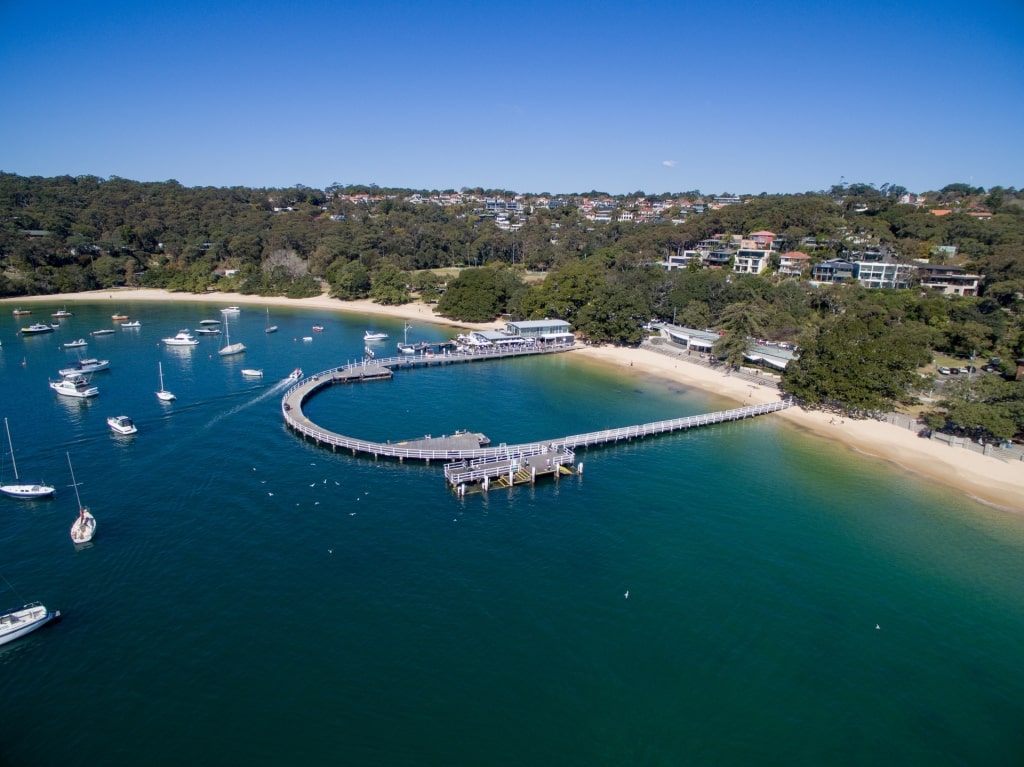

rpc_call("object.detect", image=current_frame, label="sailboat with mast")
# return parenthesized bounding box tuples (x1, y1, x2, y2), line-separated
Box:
(265, 307, 278, 334)
(156, 362, 176, 402)
(67, 453, 96, 544)
(218, 312, 246, 356)
(1, 418, 56, 499)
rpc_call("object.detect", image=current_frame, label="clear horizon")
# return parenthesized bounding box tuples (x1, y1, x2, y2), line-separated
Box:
(2, 1, 1022, 196)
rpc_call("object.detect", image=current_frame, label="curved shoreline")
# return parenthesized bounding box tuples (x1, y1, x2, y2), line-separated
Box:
(4, 288, 1022, 513)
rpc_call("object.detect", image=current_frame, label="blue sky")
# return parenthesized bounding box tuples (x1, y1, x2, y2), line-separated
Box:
(2, 0, 1022, 195)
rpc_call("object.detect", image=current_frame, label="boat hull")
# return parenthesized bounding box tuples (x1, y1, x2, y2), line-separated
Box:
(70, 510, 96, 544)
(0, 603, 60, 647)
(0, 483, 56, 499)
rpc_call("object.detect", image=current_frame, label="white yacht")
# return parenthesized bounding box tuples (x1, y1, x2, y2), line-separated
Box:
(162, 330, 199, 347)
(50, 375, 99, 398)
(241, 369, 263, 378)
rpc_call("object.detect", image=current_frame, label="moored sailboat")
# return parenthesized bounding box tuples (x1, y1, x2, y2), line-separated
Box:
(1, 418, 56, 499)
(265, 307, 278, 334)
(0, 596, 60, 647)
(67, 453, 96, 544)
(218, 313, 246, 356)
(156, 362, 176, 402)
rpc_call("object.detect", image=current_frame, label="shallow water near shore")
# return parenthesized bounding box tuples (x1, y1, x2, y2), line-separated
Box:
(2, 301, 1024, 766)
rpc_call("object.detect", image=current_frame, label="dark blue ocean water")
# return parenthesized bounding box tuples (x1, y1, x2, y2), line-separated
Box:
(1, 301, 1023, 766)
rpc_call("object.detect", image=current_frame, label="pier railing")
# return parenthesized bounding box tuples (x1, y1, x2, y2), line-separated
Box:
(281, 349, 794, 462)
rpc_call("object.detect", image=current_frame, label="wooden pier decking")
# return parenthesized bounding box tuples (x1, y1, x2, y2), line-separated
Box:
(281, 342, 795, 490)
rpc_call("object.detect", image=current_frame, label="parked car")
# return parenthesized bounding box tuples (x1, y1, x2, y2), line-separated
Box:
(938, 366, 951, 375)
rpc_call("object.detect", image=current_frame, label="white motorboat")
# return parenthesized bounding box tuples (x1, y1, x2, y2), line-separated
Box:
(120, 320, 141, 328)
(21, 323, 54, 335)
(162, 330, 199, 346)
(107, 415, 138, 435)
(67, 454, 96, 544)
(364, 330, 388, 341)
(12, 308, 31, 316)
(90, 329, 115, 336)
(50, 375, 99, 398)
(59, 358, 109, 376)
(0, 602, 60, 646)
(52, 307, 73, 318)
(194, 326, 221, 335)
(111, 313, 128, 321)
(199, 319, 221, 325)
(63, 339, 88, 349)
(220, 306, 241, 314)
(156, 362, 176, 402)
(1, 418, 56, 499)
(218, 313, 246, 357)
(287, 368, 303, 381)
(241, 369, 263, 378)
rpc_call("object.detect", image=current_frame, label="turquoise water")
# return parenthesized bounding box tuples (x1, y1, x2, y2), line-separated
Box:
(1, 301, 1023, 766)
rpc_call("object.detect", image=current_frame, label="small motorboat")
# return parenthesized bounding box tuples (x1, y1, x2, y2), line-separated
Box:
(199, 319, 221, 325)
(302, 336, 313, 343)
(312, 325, 324, 332)
(111, 313, 129, 321)
(120, 320, 141, 328)
(220, 306, 241, 314)
(364, 330, 388, 341)
(59, 358, 110, 376)
(63, 339, 88, 349)
(90, 329, 115, 336)
(241, 369, 263, 378)
(20, 323, 54, 335)
(52, 308, 73, 318)
(12, 308, 31, 316)
(194, 326, 221, 335)
(107, 415, 138, 435)
(287, 368, 303, 381)
(0, 602, 60, 647)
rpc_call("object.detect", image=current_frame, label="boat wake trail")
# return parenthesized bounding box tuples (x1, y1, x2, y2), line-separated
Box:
(203, 378, 291, 430)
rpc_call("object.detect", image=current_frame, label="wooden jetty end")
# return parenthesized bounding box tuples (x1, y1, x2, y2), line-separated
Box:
(280, 342, 795, 491)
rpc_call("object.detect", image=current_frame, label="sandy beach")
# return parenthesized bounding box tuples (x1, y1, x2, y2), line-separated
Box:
(6, 288, 1022, 512)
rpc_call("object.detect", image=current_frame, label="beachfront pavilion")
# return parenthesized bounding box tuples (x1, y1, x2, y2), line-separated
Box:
(505, 319, 575, 344)
(656, 324, 796, 369)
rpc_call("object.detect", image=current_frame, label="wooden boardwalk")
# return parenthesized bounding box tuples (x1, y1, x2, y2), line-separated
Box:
(281, 343, 795, 489)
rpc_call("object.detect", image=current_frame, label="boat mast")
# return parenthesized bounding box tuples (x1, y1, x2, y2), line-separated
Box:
(66, 453, 83, 510)
(4, 418, 21, 481)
